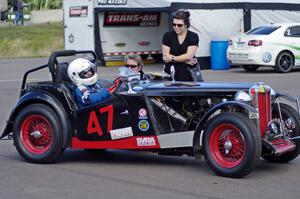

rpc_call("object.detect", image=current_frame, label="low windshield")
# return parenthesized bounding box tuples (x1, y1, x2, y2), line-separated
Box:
(247, 26, 280, 35)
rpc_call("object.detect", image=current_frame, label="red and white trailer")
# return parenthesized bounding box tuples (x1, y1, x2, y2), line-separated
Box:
(63, 0, 300, 66)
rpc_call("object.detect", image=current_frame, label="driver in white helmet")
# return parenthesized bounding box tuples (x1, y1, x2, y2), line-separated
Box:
(68, 58, 110, 107)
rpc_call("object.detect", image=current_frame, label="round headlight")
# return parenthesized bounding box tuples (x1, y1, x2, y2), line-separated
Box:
(285, 118, 296, 130)
(268, 121, 279, 134)
(235, 91, 252, 102)
(270, 88, 276, 96)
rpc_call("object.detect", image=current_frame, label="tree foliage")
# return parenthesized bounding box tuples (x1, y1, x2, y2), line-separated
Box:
(8, 0, 62, 10)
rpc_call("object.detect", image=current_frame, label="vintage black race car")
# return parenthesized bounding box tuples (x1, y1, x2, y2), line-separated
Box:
(1, 50, 300, 178)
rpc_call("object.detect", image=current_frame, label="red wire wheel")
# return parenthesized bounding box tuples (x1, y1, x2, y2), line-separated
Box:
(20, 114, 54, 155)
(13, 104, 64, 163)
(209, 123, 246, 168)
(203, 112, 261, 178)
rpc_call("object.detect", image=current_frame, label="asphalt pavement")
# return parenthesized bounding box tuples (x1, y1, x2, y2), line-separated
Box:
(0, 58, 300, 199)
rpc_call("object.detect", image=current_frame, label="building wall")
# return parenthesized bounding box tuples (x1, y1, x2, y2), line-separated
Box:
(0, 0, 8, 12)
(31, 9, 63, 24)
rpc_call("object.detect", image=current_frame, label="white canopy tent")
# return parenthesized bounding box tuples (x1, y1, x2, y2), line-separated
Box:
(65, 0, 300, 67)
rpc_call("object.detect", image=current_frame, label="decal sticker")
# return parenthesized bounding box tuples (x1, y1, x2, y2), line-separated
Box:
(138, 108, 147, 117)
(114, 42, 126, 48)
(87, 111, 103, 136)
(262, 52, 272, 63)
(110, 127, 133, 140)
(69, 6, 88, 17)
(136, 137, 156, 146)
(98, 0, 127, 5)
(138, 120, 149, 132)
(87, 105, 114, 136)
(249, 112, 259, 119)
(104, 12, 160, 27)
(138, 41, 151, 46)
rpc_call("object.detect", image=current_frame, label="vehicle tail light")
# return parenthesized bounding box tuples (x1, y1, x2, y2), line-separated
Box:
(228, 40, 232, 45)
(249, 84, 271, 137)
(248, 40, 262, 47)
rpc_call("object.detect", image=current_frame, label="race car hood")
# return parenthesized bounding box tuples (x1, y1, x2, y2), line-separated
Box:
(142, 81, 256, 96)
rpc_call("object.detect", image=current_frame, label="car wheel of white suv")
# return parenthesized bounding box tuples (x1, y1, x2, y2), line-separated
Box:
(275, 51, 294, 73)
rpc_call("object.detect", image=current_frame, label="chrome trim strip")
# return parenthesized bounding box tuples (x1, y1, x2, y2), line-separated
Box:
(157, 131, 194, 149)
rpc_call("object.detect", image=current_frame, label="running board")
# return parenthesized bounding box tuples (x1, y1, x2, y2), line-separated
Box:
(264, 138, 296, 156)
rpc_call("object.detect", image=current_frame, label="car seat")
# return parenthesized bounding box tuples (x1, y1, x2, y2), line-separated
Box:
(55, 62, 72, 83)
(54, 62, 79, 110)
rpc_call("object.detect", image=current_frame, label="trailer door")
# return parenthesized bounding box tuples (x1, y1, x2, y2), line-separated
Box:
(98, 11, 168, 60)
(64, 0, 94, 51)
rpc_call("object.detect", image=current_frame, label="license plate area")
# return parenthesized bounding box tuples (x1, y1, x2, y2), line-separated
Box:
(236, 42, 246, 48)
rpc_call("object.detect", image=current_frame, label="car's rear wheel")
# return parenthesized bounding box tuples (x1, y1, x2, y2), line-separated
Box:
(203, 112, 261, 178)
(242, 65, 259, 72)
(262, 103, 300, 163)
(13, 104, 64, 163)
(275, 51, 294, 73)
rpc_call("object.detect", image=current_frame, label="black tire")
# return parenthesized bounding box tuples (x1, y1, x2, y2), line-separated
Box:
(242, 65, 259, 72)
(203, 112, 261, 178)
(275, 51, 294, 73)
(13, 104, 64, 163)
(262, 103, 300, 163)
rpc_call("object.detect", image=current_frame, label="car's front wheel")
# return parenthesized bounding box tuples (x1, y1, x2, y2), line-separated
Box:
(203, 112, 261, 178)
(242, 65, 259, 72)
(13, 104, 64, 163)
(275, 51, 294, 73)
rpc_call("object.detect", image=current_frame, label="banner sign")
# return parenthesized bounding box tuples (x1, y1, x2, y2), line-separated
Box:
(69, 6, 88, 17)
(98, 0, 127, 5)
(104, 12, 160, 27)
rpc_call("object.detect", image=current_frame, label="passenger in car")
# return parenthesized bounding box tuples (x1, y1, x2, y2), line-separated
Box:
(67, 58, 110, 107)
(124, 53, 146, 80)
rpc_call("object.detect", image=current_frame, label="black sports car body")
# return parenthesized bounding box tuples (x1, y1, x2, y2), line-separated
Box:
(1, 51, 300, 178)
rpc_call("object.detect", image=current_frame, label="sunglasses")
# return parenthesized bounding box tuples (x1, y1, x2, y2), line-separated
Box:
(173, 23, 184, 28)
(126, 64, 139, 68)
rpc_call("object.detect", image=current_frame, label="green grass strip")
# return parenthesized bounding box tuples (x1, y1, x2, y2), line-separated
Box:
(0, 22, 64, 58)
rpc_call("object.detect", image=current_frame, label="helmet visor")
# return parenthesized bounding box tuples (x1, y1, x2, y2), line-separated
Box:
(79, 66, 95, 79)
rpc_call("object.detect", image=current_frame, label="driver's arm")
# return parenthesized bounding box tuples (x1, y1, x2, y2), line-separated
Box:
(76, 85, 110, 105)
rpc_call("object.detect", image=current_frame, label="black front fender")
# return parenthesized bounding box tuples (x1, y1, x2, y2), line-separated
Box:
(193, 101, 258, 148)
(1, 91, 72, 148)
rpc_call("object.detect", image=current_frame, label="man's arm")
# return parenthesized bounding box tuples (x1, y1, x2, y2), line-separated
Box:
(87, 89, 110, 104)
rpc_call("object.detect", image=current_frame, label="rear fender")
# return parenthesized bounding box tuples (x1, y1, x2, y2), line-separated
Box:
(1, 92, 72, 148)
(193, 101, 259, 149)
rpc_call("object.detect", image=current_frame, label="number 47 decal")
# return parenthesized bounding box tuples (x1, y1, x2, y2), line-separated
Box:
(87, 105, 114, 136)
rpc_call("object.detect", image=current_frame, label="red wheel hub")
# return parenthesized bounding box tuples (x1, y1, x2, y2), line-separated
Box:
(209, 123, 246, 168)
(21, 115, 53, 154)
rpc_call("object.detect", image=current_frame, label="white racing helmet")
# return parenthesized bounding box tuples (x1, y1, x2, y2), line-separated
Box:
(67, 58, 98, 86)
